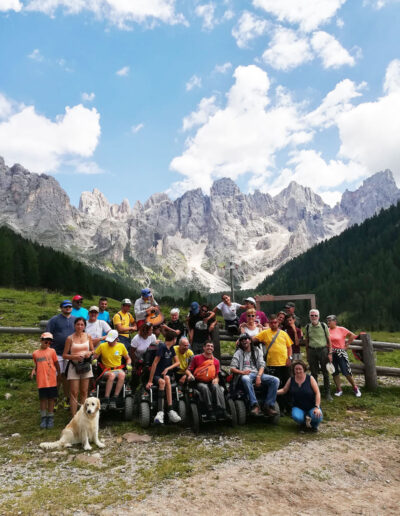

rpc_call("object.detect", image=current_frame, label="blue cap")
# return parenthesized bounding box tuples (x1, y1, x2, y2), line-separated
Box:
(141, 288, 151, 297)
(60, 300, 72, 308)
(190, 301, 200, 314)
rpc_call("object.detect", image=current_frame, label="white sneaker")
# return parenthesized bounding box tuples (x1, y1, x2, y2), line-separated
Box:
(334, 390, 343, 397)
(154, 411, 164, 424)
(168, 409, 182, 423)
(354, 387, 362, 398)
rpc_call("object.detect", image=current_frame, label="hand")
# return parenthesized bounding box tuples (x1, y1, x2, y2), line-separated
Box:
(126, 364, 132, 372)
(255, 376, 261, 387)
(242, 369, 251, 375)
(286, 358, 292, 366)
(212, 378, 218, 385)
(146, 381, 152, 390)
(328, 352, 333, 363)
(313, 407, 321, 416)
(161, 369, 168, 377)
(30, 369, 36, 379)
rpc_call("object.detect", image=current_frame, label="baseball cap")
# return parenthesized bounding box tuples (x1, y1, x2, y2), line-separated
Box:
(190, 301, 200, 315)
(40, 332, 53, 340)
(105, 329, 119, 342)
(238, 333, 250, 341)
(141, 288, 151, 297)
(326, 315, 337, 322)
(285, 302, 295, 308)
(121, 298, 132, 305)
(60, 300, 72, 308)
(244, 297, 256, 305)
(89, 306, 99, 312)
(170, 308, 180, 315)
(72, 295, 83, 301)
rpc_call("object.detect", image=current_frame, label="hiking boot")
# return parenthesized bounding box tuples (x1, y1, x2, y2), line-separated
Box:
(305, 415, 312, 429)
(109, 397, 117, 410)
(334, 390, 343, 397)
(40, 416, 47, 429)
(354, 387, 362, 398)
(168, 410, 181, 423)
(311, 426, 319, 433)
(101, 398, 110, 411)
(46, 416, 54, 429)
(251, 405, 261, 416)
(264, 406, 278, 417)
(154, 411, 164, 424)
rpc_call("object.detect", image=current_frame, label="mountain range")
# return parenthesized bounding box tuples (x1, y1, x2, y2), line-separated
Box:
(1, 155, 399, 293)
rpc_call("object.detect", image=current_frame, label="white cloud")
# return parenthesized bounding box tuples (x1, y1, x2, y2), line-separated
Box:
(195, 3, 216, 30)
(131, 123, 144, 134)
(0, 0, 21, 11)
(213, 62, 232, 74)
(0, 94, 101, 173)
(0, 93, 15, 120)
(253, 0, 347, 32)
(262, 27, 313, 71)
(81, 92, 95, 102)
(186, 75, 202, 91)
(231, 10, 270, 49)
(383, 58, 400, 94)
(336, 17, 344, 27)
(182, 96, 218, 131)
(116, 65, 129, 77)
(364, 0, 398, 8)
(68, 159, 104, 175)
(311, 31, 355, 69)
(24, 0, 186, 29)
(28, 48, 43, 61)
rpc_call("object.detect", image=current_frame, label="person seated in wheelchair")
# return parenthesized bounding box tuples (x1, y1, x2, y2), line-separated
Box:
(146, 331, 182, 425)
(188, 341, 227, 421)
(173, 337, 194, 386)
(230, 334, 279, 416)
(93, 329, 132, 409)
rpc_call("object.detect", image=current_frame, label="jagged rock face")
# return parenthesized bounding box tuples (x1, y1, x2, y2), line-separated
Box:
(1, 156, 399, 292)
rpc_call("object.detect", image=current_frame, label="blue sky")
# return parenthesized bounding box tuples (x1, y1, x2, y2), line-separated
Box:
(1, 1, 400, 208)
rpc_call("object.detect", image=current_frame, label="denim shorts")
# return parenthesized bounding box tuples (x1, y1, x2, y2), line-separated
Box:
(332, 349, 352, 376)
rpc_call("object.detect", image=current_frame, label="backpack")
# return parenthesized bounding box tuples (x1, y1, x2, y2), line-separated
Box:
(194, 358, 216, 382)
(305, 322, 329, 343)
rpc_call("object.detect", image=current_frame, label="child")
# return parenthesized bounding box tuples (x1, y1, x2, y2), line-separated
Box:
(31, 332, 60, 429)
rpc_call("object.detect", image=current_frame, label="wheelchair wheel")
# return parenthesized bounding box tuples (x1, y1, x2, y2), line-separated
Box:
(227, 398, 237, 427)
(235, 399, 246, 425)
(139, 402, 151, 428)
(124, 396, 134, 421)
(178, 399, 187, 425)
(190, 403, 200, 433)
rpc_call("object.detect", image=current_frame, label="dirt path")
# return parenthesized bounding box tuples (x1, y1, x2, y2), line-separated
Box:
(103, 436, 400, 516)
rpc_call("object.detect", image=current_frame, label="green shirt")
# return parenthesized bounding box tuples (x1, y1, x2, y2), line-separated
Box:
(307, 322, 328, 349)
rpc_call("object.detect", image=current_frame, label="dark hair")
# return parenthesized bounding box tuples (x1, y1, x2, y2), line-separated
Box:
(221, 294, 229, 299)
(99, 297, 107, 302)
(238, 337, 258, 368)
(269, 314, 278, 321)
(74, 317, 87, 327)
(200, 304, 209, 311)
(291, 360, 307, 374)
(203, 341, 214, 347)
(278, 310, 286, 316)
(165, 331, 177, 342)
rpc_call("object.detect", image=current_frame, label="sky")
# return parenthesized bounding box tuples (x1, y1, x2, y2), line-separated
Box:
(1, 1, 400, 208)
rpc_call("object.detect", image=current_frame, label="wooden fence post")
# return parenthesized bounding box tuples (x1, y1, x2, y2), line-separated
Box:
(212, 324, 221, 360)
(361, 333, 377, 391)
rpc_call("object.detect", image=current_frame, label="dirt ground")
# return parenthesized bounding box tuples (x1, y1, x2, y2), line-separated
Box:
(102, 436, 400, 516)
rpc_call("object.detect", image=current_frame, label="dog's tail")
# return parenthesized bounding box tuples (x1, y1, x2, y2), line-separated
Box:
(39, 440, 62, 450)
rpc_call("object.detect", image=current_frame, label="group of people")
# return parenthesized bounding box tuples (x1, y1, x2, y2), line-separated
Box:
(31, 291, 362, 432)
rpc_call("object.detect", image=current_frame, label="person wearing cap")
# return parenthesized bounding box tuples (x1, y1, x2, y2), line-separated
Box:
(112, 299, 137, 350)
(230, 334, 279, 416)
(46, 300, 76, 408)
(98, 297, 111, 325)
(93, 329, 132, 409)
(71, 295, 89, 319)
(134, 288, 159, 330)
(239, 297, 268, 327)
(188, 303, 216, 355)
(86, 306, 111, 347)
(31, 332, 60, 429)
(284, 302, 301, 328)
(326, 315, 361, 398)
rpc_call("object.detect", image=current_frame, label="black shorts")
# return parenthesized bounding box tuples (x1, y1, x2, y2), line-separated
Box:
(38, 386, 58, 400)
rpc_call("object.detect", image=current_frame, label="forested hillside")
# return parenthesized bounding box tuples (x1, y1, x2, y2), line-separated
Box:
(257, 202, 400, 330)
(0, 226, 140, 299)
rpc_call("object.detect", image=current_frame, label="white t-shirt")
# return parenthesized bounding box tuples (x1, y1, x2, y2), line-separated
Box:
(241, 326, 261, 337)
(131, 333, 157, 358)
(217, 302, 241, 321)
(86, 320, 111, 339)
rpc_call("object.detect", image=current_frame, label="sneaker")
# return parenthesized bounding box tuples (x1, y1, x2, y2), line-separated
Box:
(264, 406, 278, 417)
(109, 397, 117, 410)
(101, 398, 109, 411)
(168, 410, 182, 423)
(63, 399, 70, 410)
(305, 415, 312, 429)
(311, 426, 319, 433)
(154, 411, 164, 424)
(40, 416, 47, 429)
(46, 416, 54, 429)
(334, 390, 343, 397)
(354, 387, 362, 398)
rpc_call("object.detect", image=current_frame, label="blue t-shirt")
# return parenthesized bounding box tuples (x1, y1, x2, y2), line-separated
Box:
(46, 314, 76, 355)
(155, 343, 176, 377)
(71, 307, 89, 320)
(98, 311, 111, 324)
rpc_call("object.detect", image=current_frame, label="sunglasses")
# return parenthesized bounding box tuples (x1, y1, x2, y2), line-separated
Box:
(41, 338, 53, 342)
(247, 314, 255, 318)
(310, 314, 318, 317)
(76, 300, 83, 304)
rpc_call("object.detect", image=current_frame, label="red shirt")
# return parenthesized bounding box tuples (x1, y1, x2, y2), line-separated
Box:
(189, 354, 220, 375)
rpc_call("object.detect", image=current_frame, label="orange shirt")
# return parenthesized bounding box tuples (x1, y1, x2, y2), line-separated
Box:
(33, 347, 58, 389)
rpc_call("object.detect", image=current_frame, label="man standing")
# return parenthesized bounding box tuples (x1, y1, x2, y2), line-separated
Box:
(305, 309, 333, 401)
(86, 306, 111, 348)
(71, 295, 89, 319)
(98, 297, 111, 325)
(46, 300, 76, 407)
(134, 288, 159, 330)
(112, 299, 137, 351)
(284, 302, 301, 328)
(239, 297, 268, 326)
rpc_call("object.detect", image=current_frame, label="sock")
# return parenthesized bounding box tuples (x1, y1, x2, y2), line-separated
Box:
(47, 412, 54, 417)
(158, 391, 165, 412)
(40, 410, 46, 417)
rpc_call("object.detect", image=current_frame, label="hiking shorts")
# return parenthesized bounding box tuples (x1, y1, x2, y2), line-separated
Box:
(332, 350, 352, 377)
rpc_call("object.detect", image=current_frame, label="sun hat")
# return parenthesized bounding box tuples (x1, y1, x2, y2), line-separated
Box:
(121, 298, 132, 305)
(89, 306, 99, 312)
(105, 330, 119, 342)
(40, 332, 53, 340)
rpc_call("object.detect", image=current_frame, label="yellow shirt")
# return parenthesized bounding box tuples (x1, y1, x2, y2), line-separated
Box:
(257, 329, 293, 367)
(173, 345, 194, 374)
(95, 342, 128, 369)
(112, 311, 135, 338)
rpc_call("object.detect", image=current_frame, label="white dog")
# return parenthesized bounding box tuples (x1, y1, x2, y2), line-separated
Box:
(40, 397, 105, 451)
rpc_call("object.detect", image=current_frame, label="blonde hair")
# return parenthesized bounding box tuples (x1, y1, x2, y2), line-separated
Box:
(246, 308, 256, 315)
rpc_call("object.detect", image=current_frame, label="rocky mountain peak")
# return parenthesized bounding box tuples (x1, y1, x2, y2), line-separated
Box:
(211, 177, 241, 197)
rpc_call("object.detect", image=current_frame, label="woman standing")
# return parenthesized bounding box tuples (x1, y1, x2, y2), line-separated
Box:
(278, 360, 323, 432)
(63, 317, 94, 415)
(326, 315, 361, 397)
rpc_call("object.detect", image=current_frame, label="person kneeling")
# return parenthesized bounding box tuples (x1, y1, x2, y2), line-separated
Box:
(93, 330, 132, 410)
(146, 331, 181, 425)
(189, 341, 226, 420)
(278, 360, 323, 432)
(230, 334, 279, 416)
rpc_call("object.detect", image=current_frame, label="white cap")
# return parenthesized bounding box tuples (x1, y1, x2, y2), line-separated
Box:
(121, 298, 132, 305)
(89, 306, 99, 312)
(244, 297, 256, 305)
(105, 330, 119, 342)
(170, 308, 180, 315)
